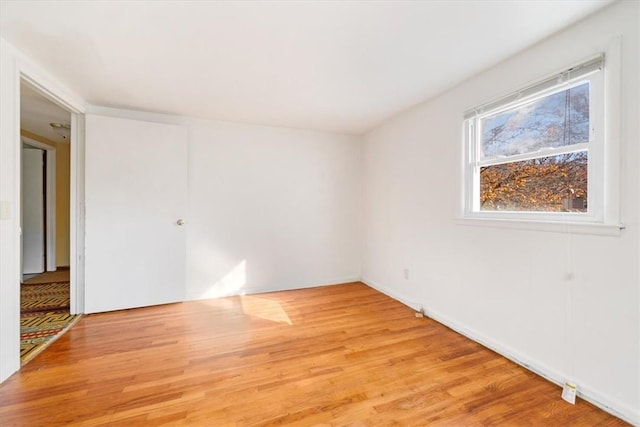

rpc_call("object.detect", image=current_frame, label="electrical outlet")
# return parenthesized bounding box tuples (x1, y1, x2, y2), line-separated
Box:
(0, 201, 10, 220)
(403, 268, 409, 280)
(561, 382, 577, 404)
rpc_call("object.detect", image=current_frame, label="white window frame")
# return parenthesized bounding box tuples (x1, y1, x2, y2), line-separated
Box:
(462, 54, 617, 230)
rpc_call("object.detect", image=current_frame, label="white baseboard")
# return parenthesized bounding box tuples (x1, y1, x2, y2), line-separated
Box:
(361, 276, 421, 311)
(360, 277, 639, 426)
(241, 276, 363, 295)
(187, 276, 363, 301)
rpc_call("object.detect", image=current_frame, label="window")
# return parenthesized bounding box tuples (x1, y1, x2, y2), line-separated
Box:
(463, 55, 605, 224)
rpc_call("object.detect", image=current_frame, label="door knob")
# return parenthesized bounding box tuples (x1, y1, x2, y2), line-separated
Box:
(176, 219, 185, 226)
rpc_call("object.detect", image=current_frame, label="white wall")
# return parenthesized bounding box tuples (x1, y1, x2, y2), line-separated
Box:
(187, 120, 361, 298)
(0, 37, 21, 385)
(87, 106, 362, 301)
(1, 36, 360, 381)
(362, 1, 639, 423)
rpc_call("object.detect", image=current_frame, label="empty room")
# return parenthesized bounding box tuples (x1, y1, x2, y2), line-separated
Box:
(0, 0, 638, 425)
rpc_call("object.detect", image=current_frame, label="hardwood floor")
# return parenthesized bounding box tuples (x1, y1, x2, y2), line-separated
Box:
(0, 282, 627, 426)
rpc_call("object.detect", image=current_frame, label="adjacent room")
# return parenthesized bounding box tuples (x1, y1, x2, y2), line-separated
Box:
(19, 83, 80, 365)
(0, 0, 638, 425)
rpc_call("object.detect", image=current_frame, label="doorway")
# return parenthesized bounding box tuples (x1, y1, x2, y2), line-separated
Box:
(21, 144, 46, 278)
(19, 82, 79, 364)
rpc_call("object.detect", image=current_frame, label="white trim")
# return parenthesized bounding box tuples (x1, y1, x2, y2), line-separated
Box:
(210, 276, 363, 299)
(361, 277, 421, 311)
(69, 113, 85, 315)
(19, 137, 53, 151)
(0, 37, 86, 383)
(15, 50, 85, 115)
(424, 306, 639, 425)
(462, 41, 621, 229)
(454, 217, 624, 236)
(466, 70, 601, 220)
(360, 279, 639, 425)
(45, 150, 56, 271)
(21, 136, 57, 271)
(601, 35, 622, 228)
(19, 71, 86, 317)
(477, 144, 589, 168)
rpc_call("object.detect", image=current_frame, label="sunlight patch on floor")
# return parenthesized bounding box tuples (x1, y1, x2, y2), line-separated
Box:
(241, 295, 292, 325)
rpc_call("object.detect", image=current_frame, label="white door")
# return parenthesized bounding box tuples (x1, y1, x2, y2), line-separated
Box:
(22, 147, 45, 275)
(85, 115, 188, 313)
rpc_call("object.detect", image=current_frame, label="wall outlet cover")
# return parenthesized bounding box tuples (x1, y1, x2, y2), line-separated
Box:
(0, 201, 10, 220)
(561, 382, 577, 404)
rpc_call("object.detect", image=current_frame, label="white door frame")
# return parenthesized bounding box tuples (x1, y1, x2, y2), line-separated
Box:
(21, 136, 57, 272)
(19, 73, 85, 314)
(1, 40, 87, 382)
(69, 113, 85, 315)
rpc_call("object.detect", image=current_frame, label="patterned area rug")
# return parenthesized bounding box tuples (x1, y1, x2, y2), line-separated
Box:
(21, 282, 81, 365)
(23, 268, 70, 285)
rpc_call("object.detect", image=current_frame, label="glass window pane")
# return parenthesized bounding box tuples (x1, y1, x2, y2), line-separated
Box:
(480, 152, 587, 212)
(480, 83, 590, 160)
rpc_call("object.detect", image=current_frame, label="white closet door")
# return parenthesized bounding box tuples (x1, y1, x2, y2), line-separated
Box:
(85, 115, 188, 313)
(22, 148, 45, 275)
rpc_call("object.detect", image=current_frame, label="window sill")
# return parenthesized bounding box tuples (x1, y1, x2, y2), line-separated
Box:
(455, 217, 624, 236)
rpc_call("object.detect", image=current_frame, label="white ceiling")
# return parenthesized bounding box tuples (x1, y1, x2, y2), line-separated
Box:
(21, 83, 71, 144)
(1, 0, 613, 135)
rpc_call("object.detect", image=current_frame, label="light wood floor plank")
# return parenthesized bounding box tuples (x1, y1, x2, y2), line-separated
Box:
(0, 282, 628, 426)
